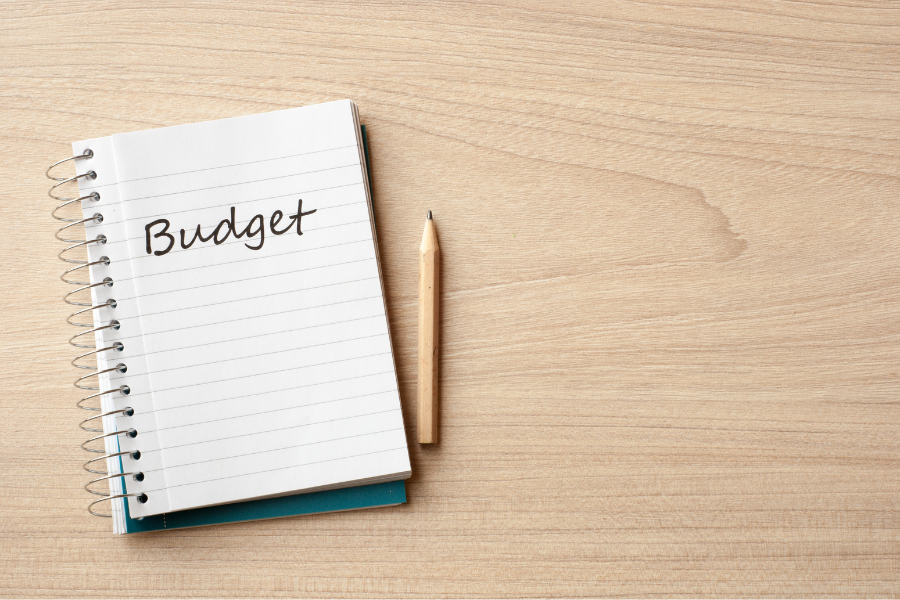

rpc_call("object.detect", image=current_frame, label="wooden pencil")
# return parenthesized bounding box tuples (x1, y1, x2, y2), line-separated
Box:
(417, 210, 440, 444)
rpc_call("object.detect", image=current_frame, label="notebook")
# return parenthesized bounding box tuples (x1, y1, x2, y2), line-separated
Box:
(53, 100, 411, 533)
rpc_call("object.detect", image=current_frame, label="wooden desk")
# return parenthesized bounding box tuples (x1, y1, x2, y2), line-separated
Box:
(2, 2, 898, 596)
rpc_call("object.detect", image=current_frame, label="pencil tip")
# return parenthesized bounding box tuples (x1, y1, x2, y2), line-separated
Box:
(427, 210, 432, 220)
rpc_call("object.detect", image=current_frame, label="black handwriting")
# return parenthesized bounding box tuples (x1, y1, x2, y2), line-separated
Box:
(145, 199, 316, 256)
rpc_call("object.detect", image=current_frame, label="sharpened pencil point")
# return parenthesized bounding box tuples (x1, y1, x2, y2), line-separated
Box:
(427, 210, 432, 220)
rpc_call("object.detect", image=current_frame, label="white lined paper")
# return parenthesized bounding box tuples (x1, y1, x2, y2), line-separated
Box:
(93, 100, 408, 517)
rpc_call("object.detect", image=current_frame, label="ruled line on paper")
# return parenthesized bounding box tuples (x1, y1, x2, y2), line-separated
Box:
(139, 390, 401, 439)
(110, 313, 384, 359)
(119, 351, 393, 400)
(111, 284, 381, 335)
(109, 331, 388, 379)
(138, 407, 401, 448)
(109, 255, 376, 303)
(77, 144, 359, 191)
(140, 427, 405, 473)
(124, 370, 396, 417)
(115, 162, 360, 205)
(84, 194, 366, 230)
(141, 446, 409, 493)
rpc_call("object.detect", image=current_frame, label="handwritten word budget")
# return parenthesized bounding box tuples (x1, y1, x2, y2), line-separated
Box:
(144, 199, 317, 255)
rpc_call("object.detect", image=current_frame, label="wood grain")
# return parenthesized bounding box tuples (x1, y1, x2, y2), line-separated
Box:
(1, 0, 898, 597)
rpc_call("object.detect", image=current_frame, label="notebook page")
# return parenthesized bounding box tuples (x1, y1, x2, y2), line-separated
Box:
(104, 100, 409, 518)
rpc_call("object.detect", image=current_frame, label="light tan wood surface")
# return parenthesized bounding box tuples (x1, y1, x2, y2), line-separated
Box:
(1, 1, 898, 597)
(418, 214, 440, 444)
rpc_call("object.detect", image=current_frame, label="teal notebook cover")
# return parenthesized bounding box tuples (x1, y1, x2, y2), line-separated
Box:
(118, 124, 407, 533)
(122, 480, 406, 533)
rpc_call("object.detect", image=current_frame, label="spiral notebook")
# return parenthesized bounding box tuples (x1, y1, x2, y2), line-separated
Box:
(52, 100, 411, 533)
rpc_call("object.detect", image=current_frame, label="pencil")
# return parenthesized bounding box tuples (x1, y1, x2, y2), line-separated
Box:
(418, 210, 440, 444)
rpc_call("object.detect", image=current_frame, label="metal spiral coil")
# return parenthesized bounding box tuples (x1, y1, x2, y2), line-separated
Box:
(48, 152, 146, 517)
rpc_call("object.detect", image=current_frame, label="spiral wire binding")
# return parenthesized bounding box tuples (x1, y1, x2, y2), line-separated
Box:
(48, 152, 147, 518)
